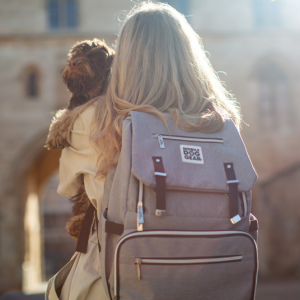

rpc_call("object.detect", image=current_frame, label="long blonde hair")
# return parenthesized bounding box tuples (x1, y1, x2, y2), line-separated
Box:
(91, 2, 241, 175)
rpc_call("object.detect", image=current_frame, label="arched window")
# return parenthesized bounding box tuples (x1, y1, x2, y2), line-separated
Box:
(27, 72, 38, 98)
(25, 67, 40, 99)
(257, 62, 292, 130)
(48, 0, 78, 29)
(66, 0, 78, 28)
(49, 0, 59, 28)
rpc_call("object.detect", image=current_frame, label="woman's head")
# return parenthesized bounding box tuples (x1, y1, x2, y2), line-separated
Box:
(92, 2, 241, 175)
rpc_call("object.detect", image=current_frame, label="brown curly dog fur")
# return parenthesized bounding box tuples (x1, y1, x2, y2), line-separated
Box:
(64, 38, 114, 109)
(65, 186, 91, 241)
(46, 39, 114, 240)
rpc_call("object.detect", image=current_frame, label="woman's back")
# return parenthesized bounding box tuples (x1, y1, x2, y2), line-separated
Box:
(46, 2, 246, 300)
(94, 4, 257, 298)
(90, 1, 241, 178)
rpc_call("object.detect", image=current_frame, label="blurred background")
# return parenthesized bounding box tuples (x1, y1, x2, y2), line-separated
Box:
(0, 0, 300, 299)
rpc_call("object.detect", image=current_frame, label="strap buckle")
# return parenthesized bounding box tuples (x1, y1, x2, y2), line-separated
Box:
(155, 209, 166, 217)
(154, 172, 167, 177)
(230, 214, 242, 224)
(227, 179, 239, 185)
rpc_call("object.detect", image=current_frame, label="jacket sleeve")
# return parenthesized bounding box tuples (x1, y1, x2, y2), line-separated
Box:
(57, 106, 100, 197)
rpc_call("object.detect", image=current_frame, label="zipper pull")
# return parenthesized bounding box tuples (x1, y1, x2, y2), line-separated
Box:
(157, 135, 165, 149)
(135, 258, 142, 280)
(137, 202, 144, 231)
(137, 181, 144, 231)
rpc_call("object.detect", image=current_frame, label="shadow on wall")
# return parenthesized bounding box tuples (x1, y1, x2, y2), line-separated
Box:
(41, 172, 75, 281)
(260, 164, 300, 277)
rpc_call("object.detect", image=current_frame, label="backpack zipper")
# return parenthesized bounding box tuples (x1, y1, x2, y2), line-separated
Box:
(114, 230, 258, 299)
(152, 133, 224, 149)
(134, 255, 243, 280)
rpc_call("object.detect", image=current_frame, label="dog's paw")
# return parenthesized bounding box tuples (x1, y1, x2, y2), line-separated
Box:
(45, 109, 71, 150)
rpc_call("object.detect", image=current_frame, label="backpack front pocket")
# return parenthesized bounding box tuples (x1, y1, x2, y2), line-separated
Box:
(152, 133, 224, 149)
(134, 255, 243, 280)
(114, 230, 258, 300)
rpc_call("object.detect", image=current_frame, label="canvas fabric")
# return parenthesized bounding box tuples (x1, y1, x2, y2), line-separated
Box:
(98, 111, 258, 300)
(45, 232, 109, 300)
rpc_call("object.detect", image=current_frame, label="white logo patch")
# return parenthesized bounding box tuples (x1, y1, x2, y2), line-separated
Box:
(180, 145, 204, 164)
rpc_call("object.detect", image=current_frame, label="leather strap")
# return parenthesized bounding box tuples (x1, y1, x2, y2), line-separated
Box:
(76, 204, 96, 253)
(249, 219, 259, 232)
(224, 163, 241, 224)
(94, 210, 101, 252)
(152, 156, 166, 216)
(105, 220, 124, 235)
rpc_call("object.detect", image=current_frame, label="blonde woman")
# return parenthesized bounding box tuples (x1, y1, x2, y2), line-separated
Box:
(46, 2, 240, 300)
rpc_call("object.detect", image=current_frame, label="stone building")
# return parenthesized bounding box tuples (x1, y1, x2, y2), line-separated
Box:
(0, 0, 300, 294)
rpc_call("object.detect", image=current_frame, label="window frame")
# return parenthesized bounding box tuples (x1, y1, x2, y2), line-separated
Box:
(48, 0, 78, 30)
(24, 66, 40, 100)
(256, 62, 293, 130)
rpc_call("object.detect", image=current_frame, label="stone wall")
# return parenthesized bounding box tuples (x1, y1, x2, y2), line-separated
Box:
(1, 0, 300, 293)
(259, 165, 300, 277)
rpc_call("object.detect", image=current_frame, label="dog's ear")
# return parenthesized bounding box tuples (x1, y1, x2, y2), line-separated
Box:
(107, 55, 114, 68)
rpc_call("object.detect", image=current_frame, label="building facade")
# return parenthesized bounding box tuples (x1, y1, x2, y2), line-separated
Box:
(0, 0, 300, 293)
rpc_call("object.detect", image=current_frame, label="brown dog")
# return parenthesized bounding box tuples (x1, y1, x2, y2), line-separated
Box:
(63, 38, 114, 110)
(46, 39, 114, 240)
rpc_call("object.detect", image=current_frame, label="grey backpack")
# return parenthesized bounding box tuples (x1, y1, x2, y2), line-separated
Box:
(99, 111, 258, 300)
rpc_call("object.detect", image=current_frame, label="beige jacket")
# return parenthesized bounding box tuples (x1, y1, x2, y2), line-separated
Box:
(57, 105, 105, 219)
(46, 105, 109, 300)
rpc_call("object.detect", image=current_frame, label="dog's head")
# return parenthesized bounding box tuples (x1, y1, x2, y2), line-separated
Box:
(62, 39, 114, 107)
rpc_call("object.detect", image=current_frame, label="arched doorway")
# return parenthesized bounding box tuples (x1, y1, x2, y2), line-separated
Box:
(23, 143, 75, 291)
(0, 131, 75, 295)
(260, 164, 300, 278)
(252, 57, 295, 132)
